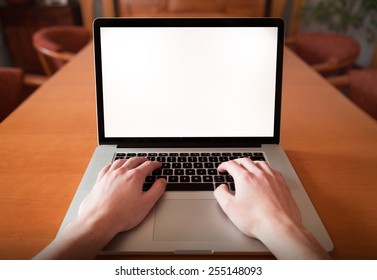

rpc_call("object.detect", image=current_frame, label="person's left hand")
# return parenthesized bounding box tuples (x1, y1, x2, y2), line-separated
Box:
(78, 157, 166, 236)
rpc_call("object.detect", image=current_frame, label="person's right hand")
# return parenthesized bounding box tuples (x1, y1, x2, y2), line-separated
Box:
(214, 158, 301, 239)
(214, 158, 330, 259)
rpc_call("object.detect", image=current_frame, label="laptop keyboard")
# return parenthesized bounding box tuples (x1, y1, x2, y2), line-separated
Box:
(113, 152, 265, 191)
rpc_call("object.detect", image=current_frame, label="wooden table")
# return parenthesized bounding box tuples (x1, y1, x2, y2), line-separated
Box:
(0, 44, 376, 260)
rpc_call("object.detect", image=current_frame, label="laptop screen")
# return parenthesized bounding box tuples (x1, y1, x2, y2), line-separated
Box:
(94, 18, 284, 147)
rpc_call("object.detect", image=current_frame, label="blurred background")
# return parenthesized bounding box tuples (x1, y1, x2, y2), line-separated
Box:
(1, 0, 376, 121)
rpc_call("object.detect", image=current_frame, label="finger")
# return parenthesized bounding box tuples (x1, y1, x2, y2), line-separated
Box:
(134, 160, 162, 177)
(109, 159, 127, 171)
(218, 160, 249, 178)
(96, 163, 111, 182)
(254, 160, 274, 175)
(214, 184, 235, 213)
(121, 157, 148, 169)
(142, 178, 167, 206)
(233, 158, 262, 174)
(275, 172, 301, 221)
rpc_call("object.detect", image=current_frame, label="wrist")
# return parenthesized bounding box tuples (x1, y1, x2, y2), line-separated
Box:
(72, 210, 118, 245)
(252, 214, 329, 259)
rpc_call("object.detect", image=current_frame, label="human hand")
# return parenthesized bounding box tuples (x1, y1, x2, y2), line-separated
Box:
(214, 158, 330, 259)
(214, 158, 301, 240)
(78, 157, 167, 236)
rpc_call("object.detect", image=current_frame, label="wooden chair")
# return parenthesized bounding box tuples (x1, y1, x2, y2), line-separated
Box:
(286, 32, 360, 76)
(0, 67, 44, 122)
(32, 26, 90, 76)
(328, 69, 377, 120)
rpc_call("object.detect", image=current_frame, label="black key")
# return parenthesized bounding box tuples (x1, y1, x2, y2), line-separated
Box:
(180, 153, 189, 156)
(208, 169, 218, 175)
(116, 153, 126, 156)
(174, 169, 184, 175)
(214, 162, 221, 168)
(186, 169, 195, 175)
(225, 175, 234, 182)
(243, 152, 253, 156)
(253, 152, 264, 157)
(190, 153, 199, 156)
(145, 176, 156, 183)
(163, 169, 173, 175)
(211, 153, 221, 156)
(172, 163, 181, 169)
(143, 183, 153, 191)
(192, 176, 202, 182)
(167, 157, 176, 162)
(232, 153, 242, 156)
(114, 157, 124, 161)
(169, 153, 178, 156)
(183, 163, 192, 168)
(157, 157, 166, 162)
(204, 162, 214, 168)
(222, 153, 231, 156)
(209, 157, 218, 162)
(188, 157, 197, 162)
(251, 156, 265, 161)
(219, 156, 229, 162)
(201, 153, 210, 156)
(203, 176, 213, 182)
(166, 183, 214, 191)
(137, 153, 147, 156)
(148, 153, 157, 156)
(178, 157, 187, 162)
(197, 169, 206, 175)
(162, 163, 170, 169)
(169, 176, 179, 182)
(148, 156, 156, 161)
(194, 162, 203, 168)
(152, 169, 162, 175)
(198, 157, 207, 162)
(127, 153, 136, 157)
(180, 176, 190, 182)
(159, 153, 168, 156)
(215, 175, 225, 183)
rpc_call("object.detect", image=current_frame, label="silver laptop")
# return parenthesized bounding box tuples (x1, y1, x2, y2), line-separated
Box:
(59, 18, 333, 255)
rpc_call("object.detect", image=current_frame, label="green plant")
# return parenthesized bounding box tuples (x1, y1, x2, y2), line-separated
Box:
(301, 0, 377, 43)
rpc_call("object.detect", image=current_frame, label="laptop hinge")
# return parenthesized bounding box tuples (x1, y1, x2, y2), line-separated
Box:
(116, 142, 262, 148)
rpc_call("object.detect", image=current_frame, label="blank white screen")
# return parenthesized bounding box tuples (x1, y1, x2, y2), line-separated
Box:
(100, 27, 277, 137)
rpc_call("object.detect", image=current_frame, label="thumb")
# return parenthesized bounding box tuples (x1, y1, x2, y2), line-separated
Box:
(214, 184, 235, 214)
(143, 178, 167, 206)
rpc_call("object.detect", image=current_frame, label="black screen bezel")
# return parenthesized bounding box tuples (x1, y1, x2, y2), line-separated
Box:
(93, 18, 284, 148)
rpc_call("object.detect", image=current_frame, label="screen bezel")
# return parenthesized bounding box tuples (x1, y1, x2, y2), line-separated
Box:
(93, 18, 284, 147)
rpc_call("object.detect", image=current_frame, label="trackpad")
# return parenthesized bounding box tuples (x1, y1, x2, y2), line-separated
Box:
(153, 199, 237, 241)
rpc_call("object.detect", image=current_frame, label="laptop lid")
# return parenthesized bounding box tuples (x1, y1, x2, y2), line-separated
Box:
(93, 18, 284, 148)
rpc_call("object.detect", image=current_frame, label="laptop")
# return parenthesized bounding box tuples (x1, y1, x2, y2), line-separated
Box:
(59, 17, 333, 255)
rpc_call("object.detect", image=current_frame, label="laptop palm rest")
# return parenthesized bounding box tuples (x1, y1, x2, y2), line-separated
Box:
(153, 199, 238, 241)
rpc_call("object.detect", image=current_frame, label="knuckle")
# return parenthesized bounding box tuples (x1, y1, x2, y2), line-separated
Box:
(274, 170, 284, 180)
(238, 169, 251, 180)
(112, 168, 125, 178)
(126, 168, 142, 179)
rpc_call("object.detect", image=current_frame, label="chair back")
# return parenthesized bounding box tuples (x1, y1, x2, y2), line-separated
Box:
(349, 69, 377, 120)
(0, 67, 24, 122)
(33, 26, 90, 76)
